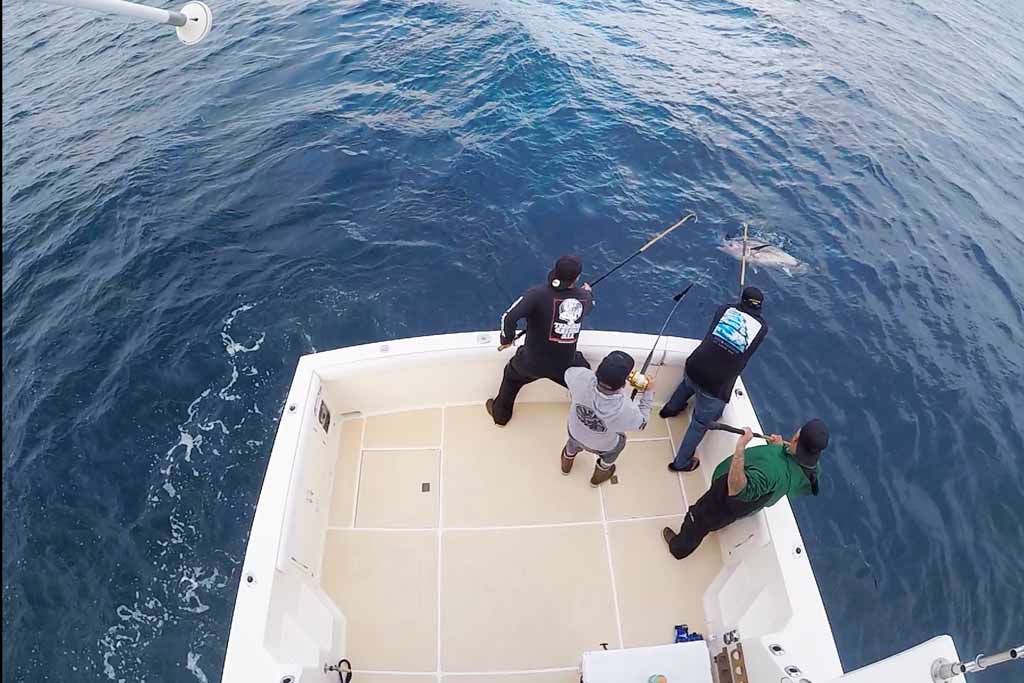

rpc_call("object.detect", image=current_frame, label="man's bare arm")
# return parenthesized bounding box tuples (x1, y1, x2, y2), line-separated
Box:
(727, 428, 754, 496)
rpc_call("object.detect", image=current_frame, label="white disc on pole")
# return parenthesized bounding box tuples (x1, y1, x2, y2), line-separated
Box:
(176, 1, 211, 45)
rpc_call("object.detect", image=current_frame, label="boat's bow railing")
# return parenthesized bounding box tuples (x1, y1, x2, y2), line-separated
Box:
(39, 0, 212, 44)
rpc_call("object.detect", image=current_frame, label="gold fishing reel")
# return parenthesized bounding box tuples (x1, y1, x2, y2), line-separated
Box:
(627, 370, 650, 391)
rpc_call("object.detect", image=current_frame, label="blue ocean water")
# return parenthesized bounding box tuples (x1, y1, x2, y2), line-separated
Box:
(3, 0, 1023, 680)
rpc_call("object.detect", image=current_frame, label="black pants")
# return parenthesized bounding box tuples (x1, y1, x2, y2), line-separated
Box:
(490, 348, 590, 425)
(669, 475, 763, 559)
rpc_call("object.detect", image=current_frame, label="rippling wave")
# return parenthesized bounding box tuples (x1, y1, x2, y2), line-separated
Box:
(3, 0, 1023, 680)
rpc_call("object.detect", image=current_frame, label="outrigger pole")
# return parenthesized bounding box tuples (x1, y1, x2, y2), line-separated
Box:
(39, 0, 212, 45)
(932, 643, 1020, 681)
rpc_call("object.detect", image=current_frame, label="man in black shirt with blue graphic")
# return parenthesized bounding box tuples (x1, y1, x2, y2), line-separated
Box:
(486, 255, 594, 426)
(660, 287, 768, 471)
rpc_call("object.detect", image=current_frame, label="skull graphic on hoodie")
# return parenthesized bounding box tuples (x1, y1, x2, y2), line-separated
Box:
(551, 297, 584, 342)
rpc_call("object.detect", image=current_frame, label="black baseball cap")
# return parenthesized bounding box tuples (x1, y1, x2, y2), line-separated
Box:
(741, 286, 764, 310)
(548, 255, 583, 289)
(595, 351, 634, 391)
(794, 418, 829, 467)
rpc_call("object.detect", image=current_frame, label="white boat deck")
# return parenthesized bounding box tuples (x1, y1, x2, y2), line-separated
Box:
(320, 400, 722, 681)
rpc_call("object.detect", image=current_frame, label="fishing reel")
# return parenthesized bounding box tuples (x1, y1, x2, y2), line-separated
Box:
(627, 370, 650, 391)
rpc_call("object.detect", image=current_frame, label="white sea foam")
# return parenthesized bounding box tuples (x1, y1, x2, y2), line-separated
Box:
(186, 651, 209, 683)
(179, 566, 227, 614)
(95, 302, 272, 681)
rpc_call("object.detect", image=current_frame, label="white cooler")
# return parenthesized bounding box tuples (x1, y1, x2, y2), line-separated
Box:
(581, 641, 714, 683)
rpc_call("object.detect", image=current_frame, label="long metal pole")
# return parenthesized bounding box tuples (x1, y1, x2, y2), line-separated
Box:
(738, 221, 749, 296)
(40, 0, 187, 27)
(932, 644, 1021, 681)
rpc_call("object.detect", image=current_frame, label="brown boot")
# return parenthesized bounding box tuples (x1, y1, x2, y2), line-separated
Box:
(560, 447, 575, 476)
(590, 459, 616, 487)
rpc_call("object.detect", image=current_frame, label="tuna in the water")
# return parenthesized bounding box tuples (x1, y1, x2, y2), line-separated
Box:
(719, 238, 808, 275)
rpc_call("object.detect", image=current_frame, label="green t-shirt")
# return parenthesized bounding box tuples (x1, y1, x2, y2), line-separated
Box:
(712, 443, 818, 510)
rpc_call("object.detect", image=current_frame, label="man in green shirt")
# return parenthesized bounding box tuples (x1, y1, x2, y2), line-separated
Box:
(662, 418, 829, 559)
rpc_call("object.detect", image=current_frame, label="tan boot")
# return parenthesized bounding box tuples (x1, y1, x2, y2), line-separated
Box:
(590, 459, 616, 487)
(560, 447, 575, 476)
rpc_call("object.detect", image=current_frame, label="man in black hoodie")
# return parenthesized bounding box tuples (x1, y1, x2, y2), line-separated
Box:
(486, 255, 594, 426)
(660, 286, 768, 471)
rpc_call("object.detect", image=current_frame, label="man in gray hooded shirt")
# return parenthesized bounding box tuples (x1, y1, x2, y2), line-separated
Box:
(562, 350, 656, 487)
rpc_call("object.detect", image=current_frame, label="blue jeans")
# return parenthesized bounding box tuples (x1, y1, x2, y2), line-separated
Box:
(663, 374, 726, 468)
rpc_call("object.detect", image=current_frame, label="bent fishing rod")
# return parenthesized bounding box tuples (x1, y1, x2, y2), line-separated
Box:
(512, 211, 697, 342)
(591, 211, 696, 287)
(628, 282, 695, 398)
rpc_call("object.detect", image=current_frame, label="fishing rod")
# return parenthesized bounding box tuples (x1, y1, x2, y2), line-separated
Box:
(512, 211, 697, 342)
(707, 421, 769, 441)
(628, 282, 695, 398)
(592, 211, 697, 287)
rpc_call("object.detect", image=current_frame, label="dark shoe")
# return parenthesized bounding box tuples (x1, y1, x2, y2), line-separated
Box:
(560, 447, 575, 476)
(662, 527, 676, 547)
(590, 461, 616, 487)
(485, 399, 504, 427)
(659, 405, 680, 419)
(668, 458, 700, 473)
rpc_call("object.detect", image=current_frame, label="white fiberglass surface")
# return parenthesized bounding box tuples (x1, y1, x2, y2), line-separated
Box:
(321, 401, 722, 677)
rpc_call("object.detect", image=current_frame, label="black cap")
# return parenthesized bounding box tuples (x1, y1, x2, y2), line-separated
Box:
(741, 286, 764, 310)
(548, 255, 583, 289)
(595, 351, 634, 391)
(794, 418, 829, 467)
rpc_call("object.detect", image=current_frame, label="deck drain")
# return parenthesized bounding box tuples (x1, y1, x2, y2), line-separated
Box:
(421, 482, 430, 492)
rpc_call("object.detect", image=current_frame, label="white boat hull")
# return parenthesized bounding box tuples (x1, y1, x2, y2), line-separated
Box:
(220, 330, 957, 683)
